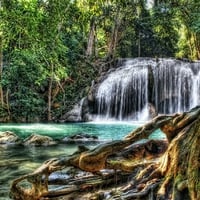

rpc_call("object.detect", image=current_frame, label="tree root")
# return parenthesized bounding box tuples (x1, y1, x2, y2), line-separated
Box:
(10, 106, 200, 200)
(119, 181, 160, 200)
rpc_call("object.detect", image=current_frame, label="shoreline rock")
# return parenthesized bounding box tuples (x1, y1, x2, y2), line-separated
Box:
(23, 134, 57, 146)
(0, 131, 22, 145)
(0, 131, 102, 147)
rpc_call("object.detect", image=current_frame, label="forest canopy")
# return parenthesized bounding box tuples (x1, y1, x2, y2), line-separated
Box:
(0, 0, 200, 122)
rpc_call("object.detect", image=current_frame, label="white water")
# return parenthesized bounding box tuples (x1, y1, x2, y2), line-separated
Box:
(95, 58, 200, 120)
(96, 59, 150, 120)
(77, 97, 85, 121)
(191, 71, 200, 107)
(153, 59, 194, 113)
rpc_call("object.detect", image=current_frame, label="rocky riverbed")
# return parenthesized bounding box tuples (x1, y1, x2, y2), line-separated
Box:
(0, 131, 101, 147)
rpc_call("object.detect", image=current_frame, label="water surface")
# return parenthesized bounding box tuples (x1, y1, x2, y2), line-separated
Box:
(0, 122, 165, 199)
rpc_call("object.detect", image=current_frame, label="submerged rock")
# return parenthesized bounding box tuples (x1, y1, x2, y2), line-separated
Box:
(23, 134, 57, 146)
(0, 131, 21, 145)
(62, 133, 99, 144)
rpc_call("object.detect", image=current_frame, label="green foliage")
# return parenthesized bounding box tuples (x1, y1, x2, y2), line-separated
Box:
(2, 50, 46, 121)
(0, 0, 199, 121)
(169, 0, 200, 59)
(151, 3, 178, 57)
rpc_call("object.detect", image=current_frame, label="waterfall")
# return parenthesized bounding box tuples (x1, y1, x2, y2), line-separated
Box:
(93, 58, 200, 121)
(191, 71, 200, 107)
(152, 59, 200, 114)
(152, 59, 193, 113)
(95, 59, 150, 120)
(77, 97, 85, 121)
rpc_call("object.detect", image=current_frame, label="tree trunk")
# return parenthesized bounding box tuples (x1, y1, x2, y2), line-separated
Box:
(138, 31, 141, 57)
(193, 33, 200, 59)
(10, 107, 200, 200)
(47, 64, 54, 121)
(86, 17, 96, 57)
(0, 34, 4, 106)
(107, 7, 122, 58)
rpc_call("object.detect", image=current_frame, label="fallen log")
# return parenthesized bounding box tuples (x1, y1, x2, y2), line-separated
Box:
(10, 106, 200, 200)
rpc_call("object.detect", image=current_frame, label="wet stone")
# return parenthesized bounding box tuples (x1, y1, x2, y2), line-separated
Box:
(0, 131, 22, 145)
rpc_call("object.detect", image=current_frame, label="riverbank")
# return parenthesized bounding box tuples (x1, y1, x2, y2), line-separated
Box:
(10, 107, 200, 200)
(0, 122, 141, 199)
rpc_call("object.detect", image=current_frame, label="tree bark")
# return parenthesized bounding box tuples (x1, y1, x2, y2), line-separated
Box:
(0, 34, 4, 106)
(86, 17, 96, 57)
(107, 6, 122, 58)
(47, 64, 54, 121)
(10, 106, 200, 200)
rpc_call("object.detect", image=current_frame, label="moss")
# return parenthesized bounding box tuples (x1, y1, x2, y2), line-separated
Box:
(175, 174, 185, 186)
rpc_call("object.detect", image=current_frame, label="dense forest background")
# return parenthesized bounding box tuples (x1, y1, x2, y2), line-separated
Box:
(0, 0, 200, 122)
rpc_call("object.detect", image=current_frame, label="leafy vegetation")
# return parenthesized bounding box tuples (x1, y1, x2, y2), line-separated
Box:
(0, 0, 199, 122)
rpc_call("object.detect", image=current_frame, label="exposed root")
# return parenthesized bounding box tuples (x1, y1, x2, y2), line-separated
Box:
(10, 107, 200, 200)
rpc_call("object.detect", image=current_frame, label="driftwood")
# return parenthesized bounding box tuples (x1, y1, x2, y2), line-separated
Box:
(10, 106, 200, 200)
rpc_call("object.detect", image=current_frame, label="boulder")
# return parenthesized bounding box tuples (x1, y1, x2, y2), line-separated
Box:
(60, 104, 81, 122)
(23, 134, 56, 146)
(0, 131, 21, 145)
(60, 98, 92, 122)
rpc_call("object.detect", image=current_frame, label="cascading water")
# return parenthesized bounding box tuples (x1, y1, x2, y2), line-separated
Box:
(152, 59, 200, 114)
(95, 59, 150, 120)
(191, 70, 200, 107)
(77, 97, 85, 121)
(93, 58, 200, 121)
